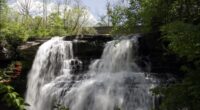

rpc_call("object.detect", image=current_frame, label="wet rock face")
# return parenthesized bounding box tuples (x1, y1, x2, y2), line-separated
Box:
(69, 59, 83, 75)
(65, 35, 113, 72)
(15, 35, 112, 74)
(0, 45, 9, 60)
(63, 34, 112, 42)
(5, 34, 182, 76)
(0, 41, 12, 68)
(0, 40, 11, 59)
(72, 40, 106, 71)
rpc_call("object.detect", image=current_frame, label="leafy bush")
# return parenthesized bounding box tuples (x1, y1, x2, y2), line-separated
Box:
(0, 62, 28, 110)
(0, 83, 28, 110)
(152, 21, 200, 110)
(161, 21, 200, 61)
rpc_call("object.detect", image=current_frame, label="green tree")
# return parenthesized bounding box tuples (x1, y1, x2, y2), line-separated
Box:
(0, 1, 28, 109)
(0, 0, 9, 40)
(48, 13, 65, 36)
(109, 0, 142, 34)
(157, 21, 200, 110)
(0, 83, 28, 110)
(0, 62, 29, 110)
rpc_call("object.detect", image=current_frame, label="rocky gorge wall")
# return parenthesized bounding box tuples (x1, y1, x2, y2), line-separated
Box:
(0, 34, 183, 75)
(0, 33, 184, 97)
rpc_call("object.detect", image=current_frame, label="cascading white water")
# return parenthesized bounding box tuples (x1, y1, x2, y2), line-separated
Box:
(25, 37, 75, 110)
(25, 37, 155, 110)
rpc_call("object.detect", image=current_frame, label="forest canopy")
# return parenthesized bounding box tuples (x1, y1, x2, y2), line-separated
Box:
(0, 0, 97, 42)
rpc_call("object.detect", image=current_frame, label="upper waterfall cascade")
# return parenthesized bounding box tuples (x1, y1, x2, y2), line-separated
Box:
(25, 36, 155, 110)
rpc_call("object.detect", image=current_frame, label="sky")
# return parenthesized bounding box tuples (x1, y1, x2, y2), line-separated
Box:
(7, 0, 109, 25)
(82, 0, 107, 19)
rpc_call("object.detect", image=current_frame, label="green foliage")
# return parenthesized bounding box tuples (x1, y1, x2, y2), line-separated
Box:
(140, 0, 200, 31)
(110, 5, 129, 34)
(1, 0, 96, 42)
(0, 62, 29, 110)
(0, 2, 29, 44)
(3, 22, 29, 42)
(161, 21, 200, 61)
(0, 83, 29, 110)
(29, 16, 47, 38)
(158, 21, 200, 110)
(48, 13, 66, 36)
(0, 63, 14, 81)
(110, 0, 200, 33)
(110, 0, 141, 34)
(63, 7, 95, 35)
(139, 0, 170, 31)
(0, 0, 9, 40)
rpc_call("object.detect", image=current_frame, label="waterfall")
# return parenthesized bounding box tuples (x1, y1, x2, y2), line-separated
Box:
(25, 37, 155, 110)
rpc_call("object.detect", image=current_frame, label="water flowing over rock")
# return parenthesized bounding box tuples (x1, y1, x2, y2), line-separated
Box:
(25, 36, 155, 110)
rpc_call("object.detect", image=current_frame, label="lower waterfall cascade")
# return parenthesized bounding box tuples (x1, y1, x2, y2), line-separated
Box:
(25, 36, 156, 110)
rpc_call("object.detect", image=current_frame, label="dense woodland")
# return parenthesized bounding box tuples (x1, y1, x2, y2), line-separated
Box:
(0, 0, 200, 110)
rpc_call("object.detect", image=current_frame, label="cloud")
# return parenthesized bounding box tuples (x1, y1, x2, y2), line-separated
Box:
(8, 0, 98, 26)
